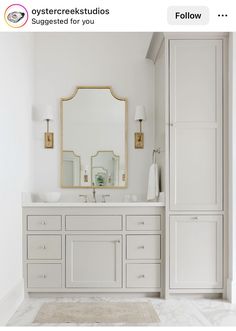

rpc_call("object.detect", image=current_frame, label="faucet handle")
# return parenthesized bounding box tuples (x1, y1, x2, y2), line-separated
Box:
(102, 194, 111, 203)
(79, 194, 88, 203)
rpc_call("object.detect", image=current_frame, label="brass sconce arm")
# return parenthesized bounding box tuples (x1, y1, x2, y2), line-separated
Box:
(43, 106, 54, 149)
(134, 105, 146, 149)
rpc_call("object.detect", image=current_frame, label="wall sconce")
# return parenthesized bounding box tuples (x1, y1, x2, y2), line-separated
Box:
(43, 106, 54, 149)
(134, 105, 146, 149)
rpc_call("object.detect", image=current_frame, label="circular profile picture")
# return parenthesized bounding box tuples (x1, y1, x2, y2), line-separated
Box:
(4, 4, 28, 28)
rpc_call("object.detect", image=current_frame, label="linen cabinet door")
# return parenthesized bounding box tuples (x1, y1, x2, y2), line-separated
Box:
(170, 215, 223, 289)
(66, 235, 122, 288)
(169, 39, 223, 211)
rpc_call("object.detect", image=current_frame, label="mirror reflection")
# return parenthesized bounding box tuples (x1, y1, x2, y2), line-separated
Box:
(61, 87, 127, 188)
(91, 151, 120, 187)
(62, 151, 81, 186)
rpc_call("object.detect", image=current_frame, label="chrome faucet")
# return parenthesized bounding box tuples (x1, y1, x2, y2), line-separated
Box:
(92, 182, 96, 202)
(102, 194, 111, 203)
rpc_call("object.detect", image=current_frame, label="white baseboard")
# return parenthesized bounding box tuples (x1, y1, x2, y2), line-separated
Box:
(227, 278, 236, 303)
(0, 279, 24, 326)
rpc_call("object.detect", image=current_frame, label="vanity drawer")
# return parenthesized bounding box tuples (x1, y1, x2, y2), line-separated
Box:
(126, 215, 161, 231)
(127, 235, 161, 260)
(27, 263, 62, 288)
(65, 215, 122, 231)
(127, 263, 161, 288)
(27, 235, 62, 260)
(27, 216, 62, 231)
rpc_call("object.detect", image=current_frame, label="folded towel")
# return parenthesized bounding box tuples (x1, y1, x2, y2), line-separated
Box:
(147, 163, 159, 201)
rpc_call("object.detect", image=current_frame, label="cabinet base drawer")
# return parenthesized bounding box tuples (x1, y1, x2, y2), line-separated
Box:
(27, 216, 61, 231)
(127, 235, 161, 260)
(66, 215, 122, 231)
(127, 264, 161, 288)
(126, 215, 161, 231)
(27, 264, 62, 288)
(27, 235, 62, 260)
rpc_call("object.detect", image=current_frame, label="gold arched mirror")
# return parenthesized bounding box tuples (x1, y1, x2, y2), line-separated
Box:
(61, 86, 128, 188)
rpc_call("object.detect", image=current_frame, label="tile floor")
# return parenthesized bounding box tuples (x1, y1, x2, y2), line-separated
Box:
(7, 296, 236, 326)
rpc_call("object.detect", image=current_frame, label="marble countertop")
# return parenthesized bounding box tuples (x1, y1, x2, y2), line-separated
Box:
(22, 201, 165, 208)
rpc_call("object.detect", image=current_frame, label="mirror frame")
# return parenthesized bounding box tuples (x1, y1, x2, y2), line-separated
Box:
(60, 86, 128, 188)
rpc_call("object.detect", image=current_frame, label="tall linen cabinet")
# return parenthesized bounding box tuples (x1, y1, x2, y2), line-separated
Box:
(147, 33, 228, 297)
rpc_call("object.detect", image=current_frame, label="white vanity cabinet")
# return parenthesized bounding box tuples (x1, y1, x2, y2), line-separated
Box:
(22, 205, 164, 294)
(168, 37, 225, 292)
(66, 234, 122, 288)
(148, 33, 227, 295)
(169, 39, 223, 211)
(170, 215, 223, 289)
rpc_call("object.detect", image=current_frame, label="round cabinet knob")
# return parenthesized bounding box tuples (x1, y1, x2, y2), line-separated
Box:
(42, 274, 47, 279)
(42, 245, 46, 249)
(138, 246, 145, 249)
(138, 222, 145, 225)
(41, 220, 46, 225)
(138, 274, 145, 279)
(192, 216, 199, 221)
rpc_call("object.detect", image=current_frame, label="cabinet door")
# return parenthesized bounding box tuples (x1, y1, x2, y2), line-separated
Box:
(66, 235, 121, 288)
(169, 40, 223, 211)
(170, 215, 223, 289)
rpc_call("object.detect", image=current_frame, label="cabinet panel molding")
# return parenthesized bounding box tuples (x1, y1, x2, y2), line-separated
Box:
(170, 215, 223, 289)
(66, 234, 122, 288)
(169, 39, 223, 211)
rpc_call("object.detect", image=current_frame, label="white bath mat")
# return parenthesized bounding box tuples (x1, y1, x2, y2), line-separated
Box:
(33, 302, 160, 325)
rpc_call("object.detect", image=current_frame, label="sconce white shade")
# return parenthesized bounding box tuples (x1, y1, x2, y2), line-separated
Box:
(135, 105, 146, 121)
(42, 105, 54, 121)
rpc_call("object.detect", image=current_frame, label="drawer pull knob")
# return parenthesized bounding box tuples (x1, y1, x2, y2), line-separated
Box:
(138, 274, 145, 278)
(117, 240, 120, 243)
(138, 222, 145, 225)
(41, 245, 46, 249)
(41, 221, 46, 225)
(192, 217, 198, 221)
(42, 274, 47, 279)
(138, 246, 145, 249)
